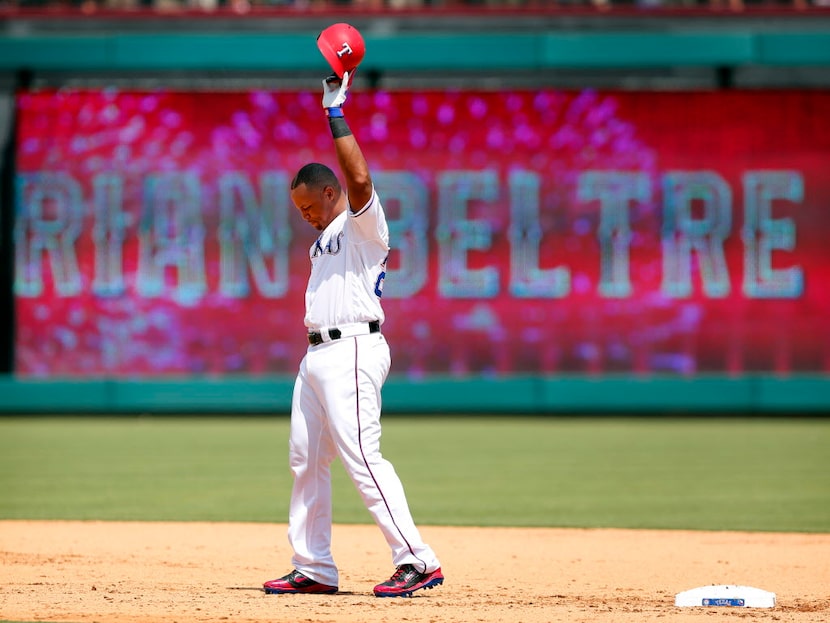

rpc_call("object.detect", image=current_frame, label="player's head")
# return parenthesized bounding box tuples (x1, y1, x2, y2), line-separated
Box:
(292, 163, 341, 193)
(291, 163, 343, 231)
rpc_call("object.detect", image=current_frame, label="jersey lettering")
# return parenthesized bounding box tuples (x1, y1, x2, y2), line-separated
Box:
(311, 231, 344, 258)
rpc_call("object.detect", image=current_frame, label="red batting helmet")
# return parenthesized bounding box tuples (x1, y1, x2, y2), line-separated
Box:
(317, 23, 366, 78)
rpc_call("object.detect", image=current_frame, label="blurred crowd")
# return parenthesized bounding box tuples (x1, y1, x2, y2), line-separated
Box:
(0, 0, 824, 11)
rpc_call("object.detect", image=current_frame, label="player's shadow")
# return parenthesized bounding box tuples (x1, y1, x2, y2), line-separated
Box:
(226, 586, 359, 595)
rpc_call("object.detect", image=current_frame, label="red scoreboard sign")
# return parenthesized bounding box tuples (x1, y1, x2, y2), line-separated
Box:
(14, 89, 830, 376)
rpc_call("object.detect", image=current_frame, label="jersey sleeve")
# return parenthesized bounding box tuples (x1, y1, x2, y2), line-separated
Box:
(348, 186, 389, 247)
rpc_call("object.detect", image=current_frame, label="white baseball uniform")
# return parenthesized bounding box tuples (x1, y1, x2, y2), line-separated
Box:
(287, 187, 440, 588)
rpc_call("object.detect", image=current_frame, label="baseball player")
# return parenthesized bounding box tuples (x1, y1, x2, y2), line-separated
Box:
(262, 71, 443, 598)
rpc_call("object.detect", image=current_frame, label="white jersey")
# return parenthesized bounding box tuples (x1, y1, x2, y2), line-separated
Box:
(303, 187, 389, 330)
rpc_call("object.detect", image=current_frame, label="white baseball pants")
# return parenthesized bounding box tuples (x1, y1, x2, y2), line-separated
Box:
(286, 331, 440, 587)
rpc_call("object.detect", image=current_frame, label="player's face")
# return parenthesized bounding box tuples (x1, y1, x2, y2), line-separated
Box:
(291, 183, 337, 231)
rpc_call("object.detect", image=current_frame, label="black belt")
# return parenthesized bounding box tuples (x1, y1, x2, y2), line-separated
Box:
(308, 320, 381, 346)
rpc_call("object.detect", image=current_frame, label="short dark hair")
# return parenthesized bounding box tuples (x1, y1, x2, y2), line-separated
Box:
(291, 163, 341, 192)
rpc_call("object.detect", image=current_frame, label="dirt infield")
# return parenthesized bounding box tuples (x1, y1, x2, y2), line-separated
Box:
(1, 521, 828, 623)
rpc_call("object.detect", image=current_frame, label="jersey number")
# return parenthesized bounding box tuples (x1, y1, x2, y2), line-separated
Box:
(374, 270, 386, 298)
(374, 255, 388, 297)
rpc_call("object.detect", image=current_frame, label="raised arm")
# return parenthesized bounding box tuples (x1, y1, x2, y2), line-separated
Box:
(322, 72, 373, 213)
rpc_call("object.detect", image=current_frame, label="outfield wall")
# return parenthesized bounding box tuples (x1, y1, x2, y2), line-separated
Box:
(2, 13, 829, 415)
(1, 375, 828, 415)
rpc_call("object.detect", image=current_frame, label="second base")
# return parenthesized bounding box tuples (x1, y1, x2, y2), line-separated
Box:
(675, 584, 776, 608)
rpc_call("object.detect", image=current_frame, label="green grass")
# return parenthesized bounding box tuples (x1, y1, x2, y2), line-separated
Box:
(0, 416, 828, 532)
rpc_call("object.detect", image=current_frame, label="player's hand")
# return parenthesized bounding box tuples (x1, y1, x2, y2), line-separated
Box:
(322, 71, 352, 110)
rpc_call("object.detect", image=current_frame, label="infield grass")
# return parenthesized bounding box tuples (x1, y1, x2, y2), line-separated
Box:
(0, 416, 828, 532)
